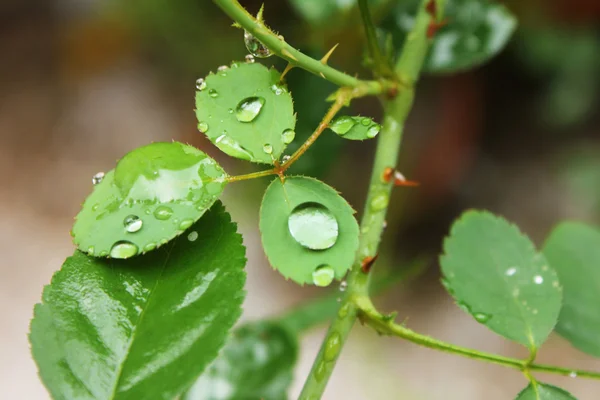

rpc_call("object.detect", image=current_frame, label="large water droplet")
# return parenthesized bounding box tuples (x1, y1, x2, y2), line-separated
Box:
(215, 134, 254, 161)
(282, 129, 295, 144)
(329, 116, 356, 136)
(124, 215, 143, 233)
(263, 143, 273, 154)
(235, 96, 265, 122)
(312, 265, 335, 287)
(196, 78, 206, 91)
(92, 172, 105, 185)
(154, 205, 173, 220)
(370, 193, 389, 211)
(473, 312, 491, 323)
(324, 331, 341, 361)
(209, 89, 218, 98)
(198, 122, 209, 133)
(245, 54, 255, 63)
(288, 202, 339, 250)
(366, 124, 381, 138)
(110, 241, 139, 259)
(243, 30, 272, 58)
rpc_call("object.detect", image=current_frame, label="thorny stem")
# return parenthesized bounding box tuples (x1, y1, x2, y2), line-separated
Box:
(212, 0, 395, 96)
(357, 300, 600, 381)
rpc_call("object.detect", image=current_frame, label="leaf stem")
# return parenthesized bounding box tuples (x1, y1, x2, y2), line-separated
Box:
(298, 2, 433, 398)
(212, 0, 393, 95)
(225, 169, 277, 183)
(357, 0, 393, 77)
(357, 300, 600, 381)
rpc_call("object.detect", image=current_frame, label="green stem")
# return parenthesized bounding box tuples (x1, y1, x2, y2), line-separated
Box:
(357, 301, 600, 381)
(298, 2, 433, 398)
(225, 169, 277, 182)
(212, 0, 393, 96)
(357, 0, 393, 77)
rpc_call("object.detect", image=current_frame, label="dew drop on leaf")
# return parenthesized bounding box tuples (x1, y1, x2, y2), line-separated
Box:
(339, 280, 347, 292)
(187, 231, 198, 242)
(506, 267, 517, 276)
(109, 240, 139, 259)
(312, 265, 335, 287)
(92, 172, 105, 185)
(370, 193, 389, 211)
(473, 312, 491, 323)
(198, 122, 209, 133)
(235, 96, 265, 122)
(215, 134, 254, 161)
(196, 78, 206, 91)
(263, 143, 273, 154)
(87, 246, 95, 255)
(179, 219, 194, 230)
(209, 89, 219, 98)
(153, 205, 173, 221)
(217, 65, 229, 73)
(123, 215, 143, 233)
(270, 84, 283, 95)
(366, 124, 381, 138)
(360, 117, 371, 126)
(534, 275, 544, 284)
(288, 202, 339, 250)
(329, 116, 356, 136)
(245, 54, 255, 63)
(143, 242, 157, 252)
(282, 129, 295, 144)
(243, 30, 272, 58)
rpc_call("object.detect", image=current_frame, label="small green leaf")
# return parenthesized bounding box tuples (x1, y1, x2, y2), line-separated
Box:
(329, 115, 381, 140)
(260, 176, 359, 285)
(73, 142, 227, 258)
(31, 202, 246, 400)
(440, 210, 562, 350)
(184, 322, 298, 400)
(195, 62, 296, 164)
(425, 0, 517, 73)
(543, 222, 600, 357)
(515, 382, 577, 400)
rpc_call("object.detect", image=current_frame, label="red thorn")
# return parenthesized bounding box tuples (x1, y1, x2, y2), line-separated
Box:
(427, 19, 448, 39)
(393, 171, 420, 187)
(382, 167, 394, 183)
(361, 254, 379, 274)
(426, 0, 437, 17)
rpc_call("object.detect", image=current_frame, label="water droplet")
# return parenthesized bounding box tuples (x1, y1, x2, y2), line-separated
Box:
(329, 116, 356, 136)
(91, 203, 100, 211)
(282, 129, 295, 144)
(179, 219, 194, 230)
(110, 241, 139, 259)
(228, 108, 233, 114)
(92, 172, 105, 185)
(282, 155, 291, 163)
(457, 301, 472, 314)
(214, 134, 254, 161)
(370, 193, 389, 211)
(154, 205, 173, 220)
(245, 54, 255, 63)
(473, 312, 491, 323)
(569, 371, 577, 378)
(124, 215, 143, 233)
(361, 117, 371, 126)
(314, 361, 327, 382)
(143, 243, 157, 252)
(217, 65, 229, 73)
(534, 275, 544, 284)
(324, 332, 341, 361)
(209, 89, 218, 98)
(288, 202, 339, 250)
(198, 122, 209, 133)
(506, 267, 517, 276)
(188, 231, 199, 242)
(312, 265, 335, 287)
(338, 303, 350, 318)
(263, 143, 273, 154)
(87, 246, 95, 255)
(244, 30, 272, 58)
(195, 78, 206, 91)
(144, 209, 151, 215)
(366, 124, 381, 138)
(270, 84, 283, 95)
(339, 280, 347, 292)
(99, 250, 108, 257)
(235, 96, 265, 122)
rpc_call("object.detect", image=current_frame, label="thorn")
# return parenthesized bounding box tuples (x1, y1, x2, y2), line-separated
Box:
(231, 22, 242, 29)
(394, 171, 420, 187)
(256, 4, 265, 23)
(382, 311, 398, 323)
(426, 0, 436, 17)
(381, 167, 394, 183)
(280, 62, 294, 81)
(361, 254, 379, 274)
(320, 43, 339, 65)
(427, 19, 448, 39)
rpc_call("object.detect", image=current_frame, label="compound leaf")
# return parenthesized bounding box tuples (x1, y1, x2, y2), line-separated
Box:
(543, 222, 600, 357)
(195, 62, 296, 164)
(31, 202, 246, 400)
(73, 142, 227, 258)
(184, 322, 297, 400)
(440, 210, 562, 351)
(260, 176, 359, 286)
(515, 382, 577, 400)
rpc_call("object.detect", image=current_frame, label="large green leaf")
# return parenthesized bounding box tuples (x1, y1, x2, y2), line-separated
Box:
(260, 176, 359, 286)
(31, 202, 246, 400)
(543, 222, 600, 357)
(184, 322, 298, 400)
(72, 142, 227, 258)
(195, 62, 296, 164)
(440, 210, 562, 351)
(515, 382, 577, 400)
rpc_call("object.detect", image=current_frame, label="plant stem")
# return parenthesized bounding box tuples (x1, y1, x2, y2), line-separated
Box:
(298, 2, 433, 398)
(357, 301, 600, 380)
(357, 0, 393, 78)
(212, 0, 393, 96)
(225, 169, 277, 182)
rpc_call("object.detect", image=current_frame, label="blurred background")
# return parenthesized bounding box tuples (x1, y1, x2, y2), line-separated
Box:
(2, 0, 600, 398)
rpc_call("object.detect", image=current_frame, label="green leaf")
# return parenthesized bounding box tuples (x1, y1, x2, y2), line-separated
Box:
(440, 210, 562, 351)
(184, 322, 298, 400)
(73, 142, 227, 258)
(329, 115, 381, 141)
(260, 176, 359, 286)
(515, 382, 577, 400)
(543, 222, 600, 357)
(425, 0, 517, 73)
(195, 62, 296, 164)
(31, 202, 246, 400)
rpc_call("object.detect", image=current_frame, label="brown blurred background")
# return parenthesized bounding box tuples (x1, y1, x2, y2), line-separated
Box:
(1, 0, 600, 398)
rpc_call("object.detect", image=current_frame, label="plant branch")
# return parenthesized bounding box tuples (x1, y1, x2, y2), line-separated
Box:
(298, 1, 433, 398)
(225, 169, 277, 183)
(357, 300, 600, 381)
(212, 0, 393, 95)
(357, 0, 394, 77)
